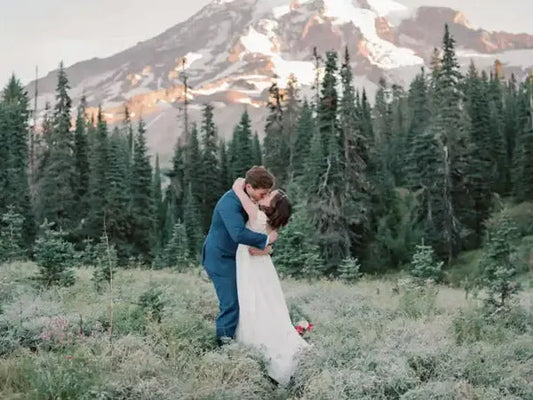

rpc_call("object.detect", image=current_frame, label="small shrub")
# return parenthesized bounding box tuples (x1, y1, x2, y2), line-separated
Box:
(34, 221, 75, 287)
(338, 257, 362, 282)
(409, 242, 444, 283)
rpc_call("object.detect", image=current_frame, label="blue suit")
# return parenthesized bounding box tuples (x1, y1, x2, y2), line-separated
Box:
(201, 189, 268, 339)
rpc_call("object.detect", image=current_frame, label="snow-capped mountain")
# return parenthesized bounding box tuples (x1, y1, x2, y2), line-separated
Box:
(30, 0, 533, 164)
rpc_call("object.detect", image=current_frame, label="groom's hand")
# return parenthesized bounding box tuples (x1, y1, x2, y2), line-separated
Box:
(249, 245, 273, 256)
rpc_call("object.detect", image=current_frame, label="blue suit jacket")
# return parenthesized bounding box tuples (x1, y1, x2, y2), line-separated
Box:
(202, 190, 268, 277)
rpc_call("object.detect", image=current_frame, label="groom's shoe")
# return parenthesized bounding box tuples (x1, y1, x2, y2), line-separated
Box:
(216, 336, 233, 347)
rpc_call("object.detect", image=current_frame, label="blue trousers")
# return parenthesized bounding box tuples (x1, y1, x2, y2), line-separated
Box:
(205, 267, 239, 339)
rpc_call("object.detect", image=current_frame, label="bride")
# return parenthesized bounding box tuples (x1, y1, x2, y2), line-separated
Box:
(232, 178, 310, 385)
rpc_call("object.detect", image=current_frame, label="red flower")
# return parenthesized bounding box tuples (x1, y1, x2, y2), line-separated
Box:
(308, 323, 314, 331)
(295, 325, 304, 335)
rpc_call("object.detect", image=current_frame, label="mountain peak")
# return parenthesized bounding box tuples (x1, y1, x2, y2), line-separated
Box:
(29, 1, 533, 163)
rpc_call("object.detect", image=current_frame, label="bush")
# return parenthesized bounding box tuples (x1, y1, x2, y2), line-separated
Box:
(34, 222, 75, 287)
(0, 207, 25, 263)
(409, 242, 444, 283)
(478, 213, 522, 308)
(92, 234, 117, 292)
(338, 257, 362, 282)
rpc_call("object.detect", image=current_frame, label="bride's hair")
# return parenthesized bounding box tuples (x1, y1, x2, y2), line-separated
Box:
(264, 190, 291, 230)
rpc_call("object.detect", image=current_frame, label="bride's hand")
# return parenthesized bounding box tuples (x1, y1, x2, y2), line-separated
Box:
(232, 177, 246, 192)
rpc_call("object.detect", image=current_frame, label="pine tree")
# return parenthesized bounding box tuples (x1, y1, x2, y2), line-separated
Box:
(183, 183, 203, 260)
(72, 97, 90, 229)
(338, 257, 362, 282)
(339, 47, 369, 253)
(199, 104, 221, 232)
(463, 64, 494, 243)
(231, 110, 254, 178)
(405, 69, 431, 188)
(0, 206, 25, 262)
(164, 221, 189, 270)
(0, 75, 35, 247)
(283, 74, 301, 181)
(430, 24, 468, 263)
(34, 221, 75, 287)
(130, 118, 154, 262)
(479, 213, 522, 308)
(86, 107, 109, 238)
(272, 206, 324, 278)
(513, 78, 533, 202)
(219, 140, 231, 190)
(293, 100, 314, 178)
(105, 129, 131, 261)
(263, 83, 288, 183)
(38, 63, 76, 230)
(409, 242, 444, 283)
(252, 133, 262, 166)
(152, 154, 165, 257)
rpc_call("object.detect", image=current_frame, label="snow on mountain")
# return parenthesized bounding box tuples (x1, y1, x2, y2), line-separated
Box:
(28, 0, 533, 165)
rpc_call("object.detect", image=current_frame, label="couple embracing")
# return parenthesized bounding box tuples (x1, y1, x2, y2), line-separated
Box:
(201, 166, 310, 385)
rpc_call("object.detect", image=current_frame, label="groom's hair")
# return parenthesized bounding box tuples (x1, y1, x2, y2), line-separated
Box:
(245, 166, 275, 189)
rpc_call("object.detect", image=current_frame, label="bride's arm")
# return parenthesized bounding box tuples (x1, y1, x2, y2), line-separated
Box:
(232, 178, 258, 221)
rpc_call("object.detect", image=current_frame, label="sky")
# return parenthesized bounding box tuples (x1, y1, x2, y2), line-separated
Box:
(1, 0, 531, 88)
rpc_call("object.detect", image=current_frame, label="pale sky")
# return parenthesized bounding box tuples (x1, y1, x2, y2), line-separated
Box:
(1, 0, 530, 88)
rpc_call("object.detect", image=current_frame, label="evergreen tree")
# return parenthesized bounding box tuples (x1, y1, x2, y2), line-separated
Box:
(164, 221, 189, 270)
(513, 78, 533, 202)
(405, 69, 431, 188)
(183, 183, 203, 260)
(219, 140, 231, 190)
(199, 104, 221, 232)
(430, 24, 467, 263)
(130, 118, 154, 261)
(34, 221, 75, 287)
(38, 63, 76, 230)
(409, 242, 444, 283)
(152, 154, 165, 257)
(463, 64, 494, 243)
(273, 206, 325, 279)
(186, 124, 202, 200)
(293, 100, 314, 178)
(86, 107, 109, 239)
(252, 133, 262, 166)
(283, 74, 301, 180)
(479, 213, 522, 308)
(0, 206, 25, 262)
(231, 110, 254, 178)
(263, 83, 288, 183)
(106, 129, 131, 261)
(72, 97, 90, 228)
(0, 75, 35, 246)
(339, 47, 369, 253)
(338, 257, 362, 282)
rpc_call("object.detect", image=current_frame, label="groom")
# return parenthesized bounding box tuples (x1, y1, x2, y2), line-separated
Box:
(202, 166, 278, 346)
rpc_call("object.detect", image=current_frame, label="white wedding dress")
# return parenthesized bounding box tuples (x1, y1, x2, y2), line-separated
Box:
(235, 210, 310, 385)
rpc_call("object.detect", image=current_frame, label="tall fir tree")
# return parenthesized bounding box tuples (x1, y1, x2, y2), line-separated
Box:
(130, 118, 154, 262)
(0, 75, 36, 246)
(72, 97, 90, 229)
(86, 107, 109, 239)
(263, 83, 287, 184)
(199, 104, 221, 232)
(183, 183, 203, 260)
(292, 100, 315, 179)
(430, 24, 468, 263)
(252, 133, 262, 166)
(152, 154, 165, 257)
(106, 129, 131, 261)
(38, 63, 76, 231)
(231, 110, 254, 178)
